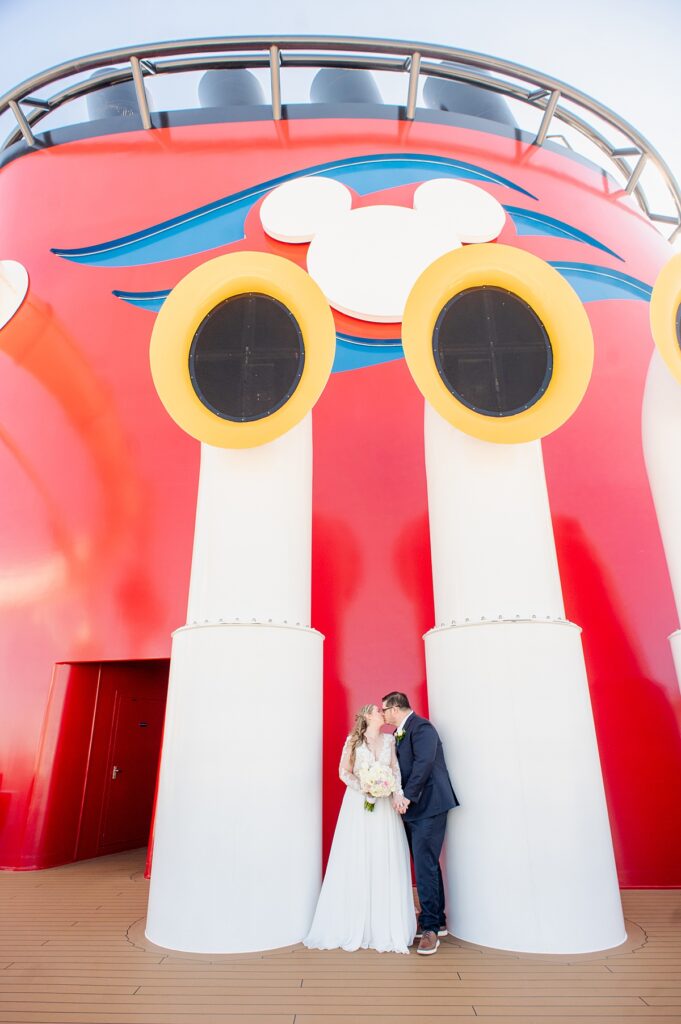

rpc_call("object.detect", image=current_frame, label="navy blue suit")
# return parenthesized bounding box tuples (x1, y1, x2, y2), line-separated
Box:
(395, 712, 458, 934)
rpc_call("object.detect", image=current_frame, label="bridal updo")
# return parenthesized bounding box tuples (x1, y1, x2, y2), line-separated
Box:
(347, 704, 376, 770)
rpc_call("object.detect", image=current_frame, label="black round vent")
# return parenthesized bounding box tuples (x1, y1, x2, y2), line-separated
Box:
(189, 293, 305, 422)
(433, 286, 553, 417)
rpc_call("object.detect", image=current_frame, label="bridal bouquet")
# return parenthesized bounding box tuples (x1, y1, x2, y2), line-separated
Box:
(358, 763, 395, 812)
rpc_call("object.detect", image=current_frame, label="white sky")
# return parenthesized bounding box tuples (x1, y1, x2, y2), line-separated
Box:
(1, 0, 680, 236)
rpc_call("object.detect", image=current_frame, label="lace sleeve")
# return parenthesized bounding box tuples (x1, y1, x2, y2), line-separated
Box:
(389, 735, 404, 797)
(339, 736, 362, 791)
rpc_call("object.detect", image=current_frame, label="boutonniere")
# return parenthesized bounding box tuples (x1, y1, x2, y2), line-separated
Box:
(395, 730, 405, 745)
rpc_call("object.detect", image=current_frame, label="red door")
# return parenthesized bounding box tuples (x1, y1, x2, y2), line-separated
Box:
(99, 691, 165, 851)
(76, 661, 168, 860)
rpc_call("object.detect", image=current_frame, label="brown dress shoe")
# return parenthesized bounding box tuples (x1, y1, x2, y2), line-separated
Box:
(416, 930, 440, 955)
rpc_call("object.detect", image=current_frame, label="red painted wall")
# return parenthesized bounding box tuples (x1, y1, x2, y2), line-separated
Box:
(0, 116, 679, 881)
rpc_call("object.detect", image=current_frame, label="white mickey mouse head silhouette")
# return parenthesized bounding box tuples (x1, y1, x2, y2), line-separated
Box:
(0, 260, 29, 331)
(260, 177, 506, 323)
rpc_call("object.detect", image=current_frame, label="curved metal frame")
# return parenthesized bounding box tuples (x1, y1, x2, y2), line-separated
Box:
(1, 35, 679, 241)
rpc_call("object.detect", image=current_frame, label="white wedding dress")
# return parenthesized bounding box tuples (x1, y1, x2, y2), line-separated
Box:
(304, 732, 417, 954)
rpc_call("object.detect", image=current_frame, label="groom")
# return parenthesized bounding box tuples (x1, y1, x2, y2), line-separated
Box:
(382, 691, 459, 955)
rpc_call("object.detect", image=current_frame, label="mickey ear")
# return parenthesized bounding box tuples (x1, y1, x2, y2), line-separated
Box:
(414, 180, 506, 243)
(260, 177, 353, 243)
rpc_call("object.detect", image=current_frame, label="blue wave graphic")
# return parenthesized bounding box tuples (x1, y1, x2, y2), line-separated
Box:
(333, 334, 403, 373)
(52, 154, 536, 269)
(505, 206, 623, 261)
(548, 262, 652, 302)
(112, 289, 168, 311)
(114, 263, 652, 373)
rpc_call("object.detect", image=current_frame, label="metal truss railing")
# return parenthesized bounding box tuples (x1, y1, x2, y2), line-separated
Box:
(1, 35, 679, 242)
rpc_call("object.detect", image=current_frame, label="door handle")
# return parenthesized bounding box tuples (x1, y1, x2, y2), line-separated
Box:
(112, 765, 122, 780)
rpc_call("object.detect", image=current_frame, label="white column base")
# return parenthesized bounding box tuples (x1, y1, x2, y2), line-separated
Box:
(426, 619, 625, 954)
(146, 622, 323, 953)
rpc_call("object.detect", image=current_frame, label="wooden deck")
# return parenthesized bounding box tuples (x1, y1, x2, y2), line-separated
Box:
(1, 849, 680, 1024)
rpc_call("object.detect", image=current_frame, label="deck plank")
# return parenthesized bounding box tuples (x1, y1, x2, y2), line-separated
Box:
(0, 850, 680, 1023)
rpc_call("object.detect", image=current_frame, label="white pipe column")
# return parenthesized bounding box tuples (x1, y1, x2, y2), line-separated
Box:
(146, 415, 323, 953)
(424, 402, 625, 953)
(642, 348, 681, 685)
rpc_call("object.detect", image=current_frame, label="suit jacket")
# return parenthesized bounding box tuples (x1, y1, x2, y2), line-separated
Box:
(395, 713, 459, 822)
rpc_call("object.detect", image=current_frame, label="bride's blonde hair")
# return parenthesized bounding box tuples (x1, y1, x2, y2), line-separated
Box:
(348, 704, 376, 770)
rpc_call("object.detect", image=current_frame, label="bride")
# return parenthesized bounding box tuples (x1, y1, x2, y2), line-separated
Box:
(304, 704, 417, 954)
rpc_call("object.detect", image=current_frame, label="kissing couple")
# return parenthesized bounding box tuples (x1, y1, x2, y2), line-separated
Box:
(304, 691, 459, 955)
